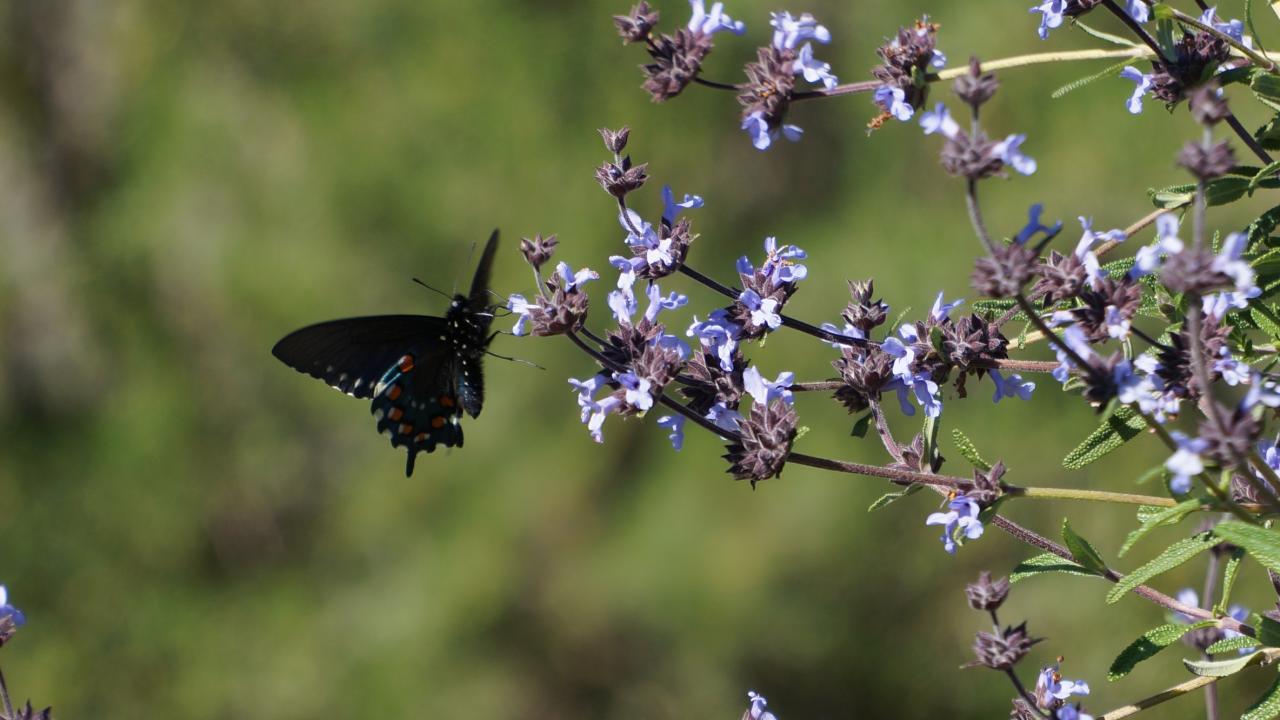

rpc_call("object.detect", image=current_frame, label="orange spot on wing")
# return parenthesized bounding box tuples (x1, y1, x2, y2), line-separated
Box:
(388, 407, 404, 422)
(398, 423, 414, 436)
(439, 395, 455, 408)
(431, 416, 446, 429)
(387, 385, 402, 401)
(414, 432, 428, 443)
(398, 355, 415, 372)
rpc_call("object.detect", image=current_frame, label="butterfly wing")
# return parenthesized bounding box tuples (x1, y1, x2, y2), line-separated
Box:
(370, 350, 464, 477)
(271, 315, 448, 399)
(456, 229, 500, 418)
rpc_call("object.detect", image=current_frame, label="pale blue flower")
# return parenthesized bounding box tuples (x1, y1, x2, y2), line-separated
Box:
(1201, 6, 1246, 44)
(616, 371, 654, 412)
(507, 294, 533, 336)
(656, 414, 685, 450)
(1166, 431, 1209, 494)
(743, 366, 795, 405)
(688, 0, 746, 36)
(742, 110, 803, 150)
(745, 690, 779, 720)
(706, 401, 744, 433)
(1245, 375, 1280, 410)
(1120, 66, 1154, 114)
(920, 103, 959, 139)
(991, 369, 1035, 403)
(662, 184, 704, 225)
(557, 261, 599, 291)
(1014, 203, 1063, 244)
(1031, 0, 1068, 39)
(819, 321, 865, 348)
(0, 586, 25, 628)
(770, 11, 829, 49)
(1035, 663, 1090, 708)
(930, 291, 964, 321)
(795, 42, 838, 90)
(739, 289, 782, 330)
(688, 310, 741, 371)
(645, 283, 688, 323)
(874, 85, 914, 122)
(994, 134, 1037, 175)
(925, 497, 984, 554)
(1126, 0, 1149, 22)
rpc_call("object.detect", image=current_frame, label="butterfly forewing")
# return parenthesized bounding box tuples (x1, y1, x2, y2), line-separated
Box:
(271, 315, 449, 399)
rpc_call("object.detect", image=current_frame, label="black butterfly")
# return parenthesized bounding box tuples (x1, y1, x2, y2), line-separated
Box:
(272, 230, 500, 476)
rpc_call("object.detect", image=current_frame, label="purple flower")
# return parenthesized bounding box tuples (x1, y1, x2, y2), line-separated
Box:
(1201, 6, 1246, 44)
(1214, 348, 1250, 386)
(688, 0, 746, 36)
(0, 586, 25, 629)
(770, 11, 830, 49)
(1244, 375, 1280, 410)
(742, 110, 803, 150)
(744, 690, 779, 720)
(1052, 325, 1094, 383)
(925, 497, 984, 554)
(644, 283, 688, 323)
(1166, 431, 1209, 494)
(656, 414, 685, 450)
(991, 369, 1035, 403)
(1014, 203, 1063, 244)
(661, 184, 703, 226)
(1057, 705, 1094, 720)
(507, 294, 533, 336)
(1203, 289, 1259, 318)
(688, 310, 741, 371)
(818, 321, 865, 348)
(706, 401, 744, 433)
(795, 42, 838, 90)
(1035, 663, 1090, 709)
(739, 289, 782, 330)
(1130, 214, 1183, 278)
(993, 134, 1037, 175)
(919, 103, 960, 139)
(1104, 305, 1130, 339)
(882, 325, 919, 378)
(571, 375, 621, 443)
(930, 291, 964, 321)
(616, 371, 654, 412)
(1031, 1, 1068, 40)
(1212, 232, 1258, 297)
(1126, 0, 1149, 22)
(1073, 217, 1126, 289)
(1120, 66, 1154, 114)
(556, 261, 600, 291)
(887, 373, 942, 418)
(761, 236, 808, 286)
(743, 365, 795, 405)
(874, 85, 914, 122)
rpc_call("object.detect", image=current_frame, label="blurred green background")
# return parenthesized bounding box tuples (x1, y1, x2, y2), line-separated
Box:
(2, 0, 1280, 717)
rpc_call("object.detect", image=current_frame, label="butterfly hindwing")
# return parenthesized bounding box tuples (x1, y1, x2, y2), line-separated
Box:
(271, 316, 448, 399)
(371, 351, 463, 477)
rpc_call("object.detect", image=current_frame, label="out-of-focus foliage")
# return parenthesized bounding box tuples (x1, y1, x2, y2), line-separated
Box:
(0, 0, 1276, 717)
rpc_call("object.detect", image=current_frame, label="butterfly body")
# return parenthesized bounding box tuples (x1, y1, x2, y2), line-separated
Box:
(272, 231, 499, 476)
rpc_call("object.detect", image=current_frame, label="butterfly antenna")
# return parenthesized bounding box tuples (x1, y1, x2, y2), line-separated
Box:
(485, 349, 545, 370)
(412, 277, 452, 300)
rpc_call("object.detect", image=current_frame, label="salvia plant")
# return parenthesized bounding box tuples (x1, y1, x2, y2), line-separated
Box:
(505, 1, 1280, 717)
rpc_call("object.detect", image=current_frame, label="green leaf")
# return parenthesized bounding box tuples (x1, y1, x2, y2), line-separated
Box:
(1072, 21, 1144, 47)
(1063, 405, 1147, 470)
(868, 484, 922, 512)
(1207, 635, 1262, 655)
(1052, 59, 1139, 99)
(1218, 546, 1247, 614)
(952, 429, 992, 472)
(1063, 519, 1110, 574)
(1242, 671, 1280, 720)
(1253, 161, 1280, 193)
(1254, 304, 1280, 342)
(923, 413, 941, 473)
(1151, 175, 1280, 210)
(1212, 522, 1280, 574)
(1109, 622, 1217, 680)
(1258, 74, 1280, 104)
(1251, 207, 1280, 248)
(1185, 649, 1269, 677)
(1150, 3, 1176, 21)
(1107, 533, 1222, 604)
(1258, 116, 1280, 152)
(1118, 498, 1202, 557)
(1262, 616, 1280, 648)
(1248, 0, 1271, 56)
(1011, 552, 1101, 584)
(850, 412, 872, 439)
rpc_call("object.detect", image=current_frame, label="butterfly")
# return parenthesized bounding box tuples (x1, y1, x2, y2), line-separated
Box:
(272, 230, 500, 476)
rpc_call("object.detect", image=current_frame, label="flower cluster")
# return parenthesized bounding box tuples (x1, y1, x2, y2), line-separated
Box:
(869, 18, 946, 129)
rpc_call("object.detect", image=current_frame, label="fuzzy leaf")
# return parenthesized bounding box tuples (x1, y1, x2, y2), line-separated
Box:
(1254, 161, 1280, 193)
(1242, 671, 1280, 720)
(952, 429, 992, 472)
(1254, 305, 1280, 342)
(1063, 405, 1147, 470)
(1261, 616, 1280, 648)
(1063, 519, 1110, 574)
(850, 412, 872, 438)
(1212, 522, 1280, 574)
(1119, 498, 1202, 557)
(867, 484, 921, 512)
(1109, 621, 1216, 680)
(1206, 635, 1261, 655)
(1185, 649, 1269, 677)
(1151, 175, 1280, 209)
(1010, 552, 1100, 584)
(1217, 547, 1247, 614)
(1259, 116, 1280, 152)
(1249, 206, 1280, 246)
(1107, 533, 1222, 604)
(1052, 59, 1139, 99)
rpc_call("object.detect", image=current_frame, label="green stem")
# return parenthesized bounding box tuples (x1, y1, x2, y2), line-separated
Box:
(1098, 674, 1219, 719)
(933, 48, 1152, 80)
(1008, 486, 1177, 507)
